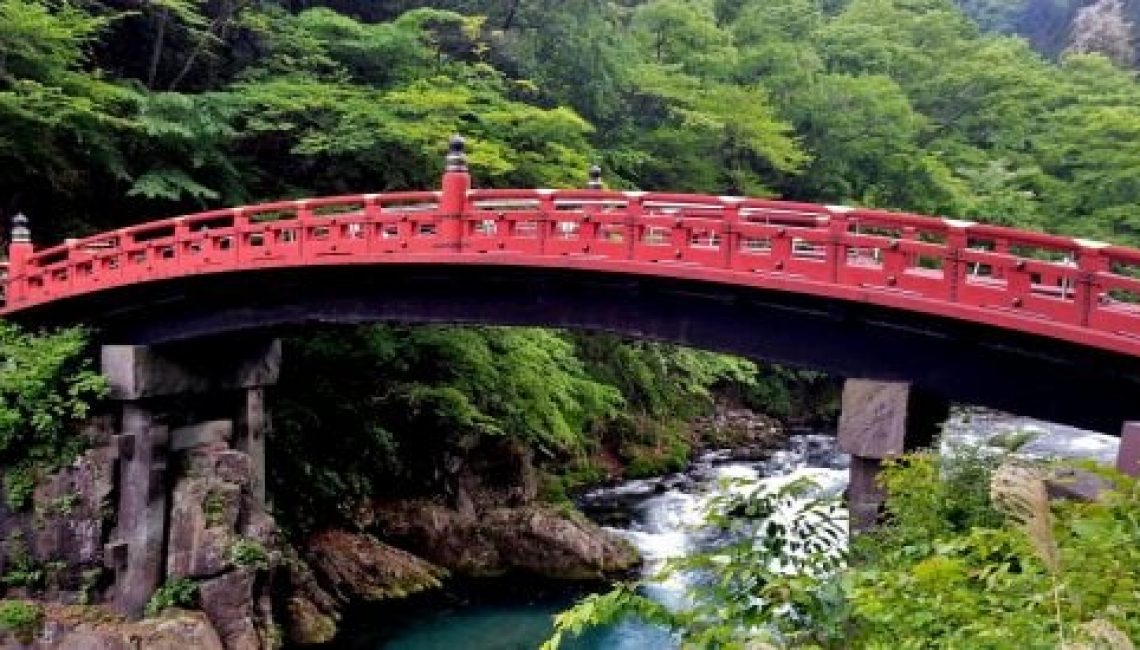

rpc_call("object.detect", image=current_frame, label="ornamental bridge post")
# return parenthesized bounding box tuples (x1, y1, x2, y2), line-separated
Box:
(438, 135, 471, 251)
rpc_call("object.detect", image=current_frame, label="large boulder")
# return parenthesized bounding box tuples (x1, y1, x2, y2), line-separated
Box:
(370, 501, 639, 579)
(305, 530, 446, 602)
(483, 507, 639, 580)
(198, 569, 262, 650)
(12, 605, 223, 650)
(368, 501, 502, 577)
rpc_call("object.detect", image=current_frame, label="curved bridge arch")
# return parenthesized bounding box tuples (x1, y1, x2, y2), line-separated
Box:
(4, 161, 1140, 432)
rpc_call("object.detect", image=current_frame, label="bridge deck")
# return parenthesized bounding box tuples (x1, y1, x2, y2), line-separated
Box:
(3, 187, 1140, 358)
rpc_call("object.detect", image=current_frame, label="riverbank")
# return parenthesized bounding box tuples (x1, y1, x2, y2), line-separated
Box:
(323, 407, 1127, 649)
(324, 431, 847, 649)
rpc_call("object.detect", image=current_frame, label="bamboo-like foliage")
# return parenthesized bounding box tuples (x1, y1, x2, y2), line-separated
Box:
(1062, 619, 1137, 650)
(990, 463, 1060, 574)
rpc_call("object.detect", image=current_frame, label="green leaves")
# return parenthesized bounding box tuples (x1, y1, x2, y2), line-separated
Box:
(0, 0, 105, 82)
(0, 323, 107, 511)
(547, 477, 850, 648)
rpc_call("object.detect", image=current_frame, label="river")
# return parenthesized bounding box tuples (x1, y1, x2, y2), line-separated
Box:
(339, 408, 1118, 650)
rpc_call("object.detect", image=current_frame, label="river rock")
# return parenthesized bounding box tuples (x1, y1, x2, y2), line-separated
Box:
(306, 530, 446, 602)
(484, 507, 639, 579)
(276, 546, 339, 646)
(691, 405, 786, 459)
(55, 614, 225, 650)
(8, 605, 223, 650)
(199, 569, 261, 650)
(1045, 467, 1114, 502)
(370, 501, 639, 579)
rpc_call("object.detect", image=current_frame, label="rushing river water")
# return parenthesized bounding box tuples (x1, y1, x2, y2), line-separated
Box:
(346, 408, 1118, 650)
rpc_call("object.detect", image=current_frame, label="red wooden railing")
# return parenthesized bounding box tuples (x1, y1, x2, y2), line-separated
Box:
(3, 143, 1140, 357)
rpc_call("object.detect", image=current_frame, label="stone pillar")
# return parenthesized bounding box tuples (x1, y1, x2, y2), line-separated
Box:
(100, 340, 281, 619)
(1117, 422, 1140, 477)
(235, 387, 269, 506)
(107, 403, 169, 619)
(838, 379, 949, 533)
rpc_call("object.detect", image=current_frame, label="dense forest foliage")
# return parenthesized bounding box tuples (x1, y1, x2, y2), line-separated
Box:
(268, 326, 835, 532)
(4, 0, 1140, 244)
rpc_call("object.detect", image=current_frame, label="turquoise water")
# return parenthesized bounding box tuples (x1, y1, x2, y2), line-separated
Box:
(369, 597, 675, 650)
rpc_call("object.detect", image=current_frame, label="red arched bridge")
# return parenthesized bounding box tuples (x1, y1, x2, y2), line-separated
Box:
(3, 138, 1140, 432)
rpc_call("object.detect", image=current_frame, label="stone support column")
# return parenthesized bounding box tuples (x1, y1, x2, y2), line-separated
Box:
(838, 379, 949, 533)
(235, 387, 269, 506)
(100, 339, 280, 619)
(1117, 422, 1140, 477)
(107, 403, 169, 619)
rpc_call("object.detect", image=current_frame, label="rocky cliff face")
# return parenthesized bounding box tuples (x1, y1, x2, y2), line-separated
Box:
(0, 417, 117, 604)
(0, 412, 282, 650)
(278, 530, 448, 645)
(276, 436, 639, 646)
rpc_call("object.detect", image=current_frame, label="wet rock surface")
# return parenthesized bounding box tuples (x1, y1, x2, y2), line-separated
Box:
(691, 405, 786, 460)
(306, 530, 446, 602)
(368, 501, 639, 580)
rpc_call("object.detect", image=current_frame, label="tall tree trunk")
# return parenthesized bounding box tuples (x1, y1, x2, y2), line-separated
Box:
(146, 8, 169, 90)
(503, 0, 522, 30)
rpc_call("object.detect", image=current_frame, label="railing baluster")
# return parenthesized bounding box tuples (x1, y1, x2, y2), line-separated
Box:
(1078, 244, 1109, 326)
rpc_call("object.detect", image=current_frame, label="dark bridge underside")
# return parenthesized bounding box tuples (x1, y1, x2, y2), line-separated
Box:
(12, 264, 1140, 433)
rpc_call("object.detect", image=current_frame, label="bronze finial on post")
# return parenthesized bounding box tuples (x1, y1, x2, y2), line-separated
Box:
(445, 134, 468, 173)
(8, 212, 33, 275)
(588, 164, 603, 190)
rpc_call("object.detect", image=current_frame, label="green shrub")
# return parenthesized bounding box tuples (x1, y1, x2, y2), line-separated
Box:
(2, 467, 37, 512)
(145, 578, 199, 617)
(228, 538, 270, 570)
(2, 531, 43, 589)
(0, 600, 42, 643)
(548, 446, 1140, 649)
(537, 473, 570, 504)
(0, 324, 108, 512)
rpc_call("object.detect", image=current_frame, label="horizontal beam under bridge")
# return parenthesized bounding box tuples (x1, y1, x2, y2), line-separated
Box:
(12, 264, 1140, 434)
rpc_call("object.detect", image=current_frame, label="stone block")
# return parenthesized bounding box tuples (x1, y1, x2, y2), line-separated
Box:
(101, 339, 281, 400)
(838, 379, 948, 458)
(1045, 468, 1113, 502)
(1117, 422, 1140, 477)
(171, 420, 234, 452)
(214, 451, 253, 488)
(838, 380, 909, 458)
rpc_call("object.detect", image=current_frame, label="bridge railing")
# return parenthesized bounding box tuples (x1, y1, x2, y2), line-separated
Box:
(3, 147, 1140, 355)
